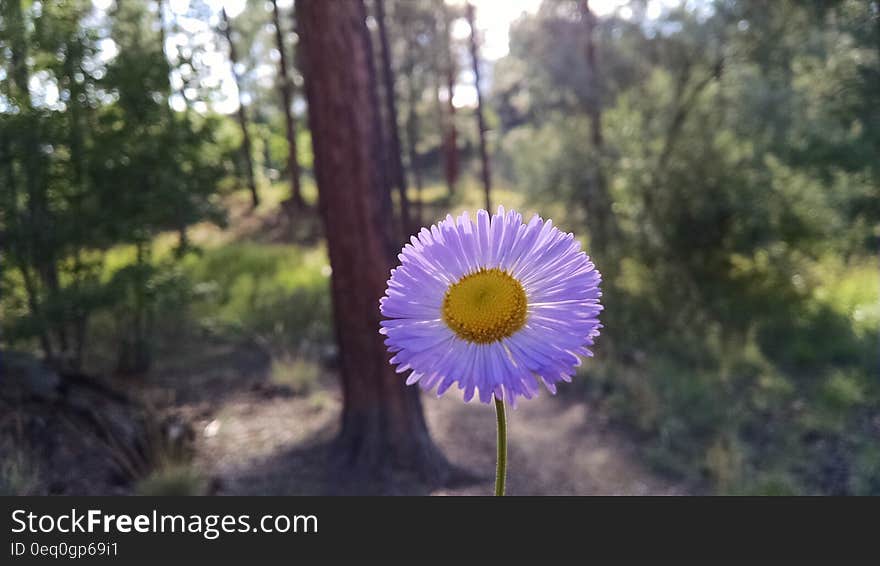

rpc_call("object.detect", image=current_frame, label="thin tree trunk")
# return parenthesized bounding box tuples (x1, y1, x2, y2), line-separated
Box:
(64, 32, 91, 370)
(580, 0, 614, 260)
(297, 0, 448, 489)
(221, 7, 259, 208)
(405, 67, 424, 228)
(156, 0, 190, 254)
(466, 3, 491, 211)
(365, 6, 398, 261)
(402, 21, 424, 229)
(0, 111, 53, 359)
(430, 8, 444, 198)
(582, 0, 603, 148)
(439, 0, 459, 196)
(375, 0, 411, 238)
(271, 0, 305, 210)
(117, 240, 152, 375)
(19, 265, 54, 360)
(5, 0, 61, 363)
(431, 53, 445, 212)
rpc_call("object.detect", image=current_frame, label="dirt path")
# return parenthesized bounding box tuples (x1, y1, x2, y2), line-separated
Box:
(427, 391, 686, 495)
(190, 381, 687, 495)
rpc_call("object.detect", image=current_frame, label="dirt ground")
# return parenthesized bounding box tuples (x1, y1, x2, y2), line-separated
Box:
(179, 346, 688, 496)
(2, 338, 690, 495)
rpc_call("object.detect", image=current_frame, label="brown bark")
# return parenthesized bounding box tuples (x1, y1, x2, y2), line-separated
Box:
(296, 0, 448, 488)
(375, 0, 411, 238)
(221, 8, 259, 208)
(466, 3, 491, 211)
(271, 0, 305, 209)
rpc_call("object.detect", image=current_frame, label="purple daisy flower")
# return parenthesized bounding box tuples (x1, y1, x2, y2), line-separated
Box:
(380, 206, 603, 406)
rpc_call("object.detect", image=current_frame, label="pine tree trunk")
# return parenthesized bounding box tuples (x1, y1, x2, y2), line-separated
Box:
(271, 0, 304, 210)
(466, 3, 491, 211)
(375, 0, 411, 238)
(296, 0, 449, 489)
(221, 8, 259, 208)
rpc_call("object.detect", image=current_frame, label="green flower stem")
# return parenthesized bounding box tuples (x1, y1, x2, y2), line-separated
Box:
(494, 397, 507, 496)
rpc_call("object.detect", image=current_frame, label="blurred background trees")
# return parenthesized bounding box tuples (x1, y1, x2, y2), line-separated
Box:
(1, 0, 878, 495)
(1, 0, 225, 374)
(495, 0, 878, 493)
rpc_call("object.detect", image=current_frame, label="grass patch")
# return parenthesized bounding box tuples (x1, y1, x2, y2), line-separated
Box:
(183, 242, 333, 353)
(135, 464, 206, 496)
(0, 446, 39, 496)
(269, 355, 324, 395)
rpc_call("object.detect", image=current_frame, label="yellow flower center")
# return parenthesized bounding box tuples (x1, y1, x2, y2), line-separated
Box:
(442, 268, 528, 344)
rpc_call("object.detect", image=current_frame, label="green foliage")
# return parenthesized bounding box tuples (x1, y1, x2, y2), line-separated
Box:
(0, 0, 226, 371)
(183, 243, 333, 355)
(500, 0, 880, 494)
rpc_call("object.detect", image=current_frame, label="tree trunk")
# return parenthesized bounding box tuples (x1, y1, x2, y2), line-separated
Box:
(582, 0, 603, 149)
(580, 0, 617, 263)
(375, 0, 411, 239)
(439, 0, 459, 196)
(156, 0, 190, 254)
(405, 58, 424, 229)
(271, 0, 305, 210)
(296, 0, 448, 489)
(221, 8, 259, 208)
(466, 3, 491, 211)
(0, 103, 53, 361)
(431, 45, 446, 211)
(64, 30, 91, 371)
(402, 16, 424, 229)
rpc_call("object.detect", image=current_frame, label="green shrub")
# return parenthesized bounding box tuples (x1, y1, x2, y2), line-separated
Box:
(581, 260, 878, 495)
(183, 243, 333, 354)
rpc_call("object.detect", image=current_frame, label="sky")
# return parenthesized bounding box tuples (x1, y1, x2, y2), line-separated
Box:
(457, 0, 543, 60)
(86, 0, 669, 114)
(459, 0, 645, 60)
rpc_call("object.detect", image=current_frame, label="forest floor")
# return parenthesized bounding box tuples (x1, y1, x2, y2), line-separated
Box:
(161, 339, 689, 496)
(147, 185, 691, 496)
